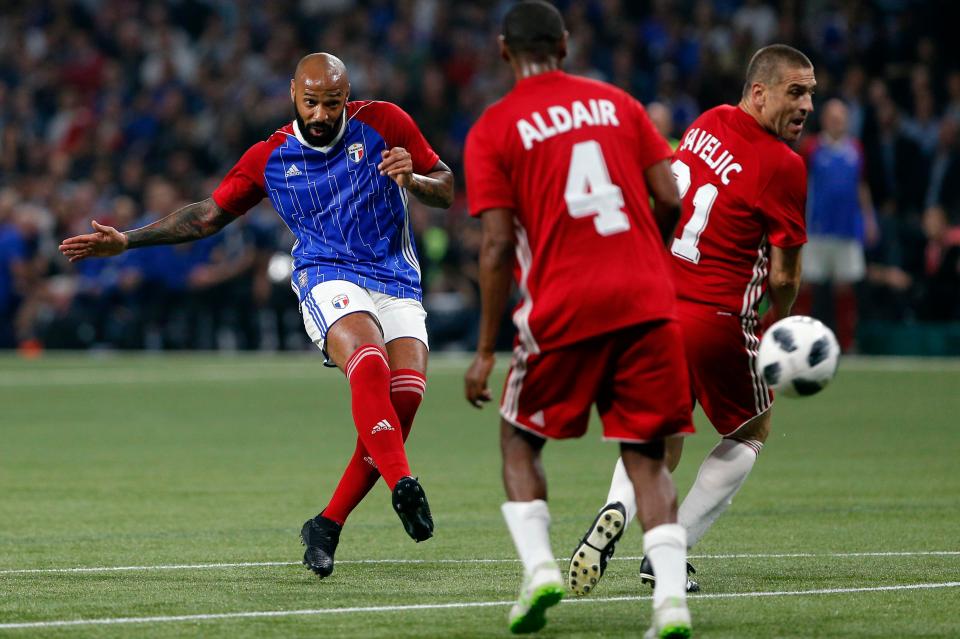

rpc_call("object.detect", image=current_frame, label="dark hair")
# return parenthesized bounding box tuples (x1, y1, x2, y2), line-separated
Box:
(502, 1, 565, 61)
(742, 44, 813, 97)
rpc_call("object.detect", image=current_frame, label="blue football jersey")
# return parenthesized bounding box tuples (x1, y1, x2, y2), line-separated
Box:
(804, 135, 864, 241)
(213, 101, 440, 301)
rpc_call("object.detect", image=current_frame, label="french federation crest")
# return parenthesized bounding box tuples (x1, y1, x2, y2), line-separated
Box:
(332, 294, 350, 310)
(347, 142, 364, 163)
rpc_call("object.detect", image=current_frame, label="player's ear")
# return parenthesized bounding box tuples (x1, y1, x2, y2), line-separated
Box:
(498, 35, 510, 63)
(558, 31, 569, 62)
(753, 82, 766, 109)
(290, 79, 296, 103)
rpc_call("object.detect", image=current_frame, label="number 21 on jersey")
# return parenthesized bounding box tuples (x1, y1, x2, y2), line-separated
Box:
(670, 159, 718, 263)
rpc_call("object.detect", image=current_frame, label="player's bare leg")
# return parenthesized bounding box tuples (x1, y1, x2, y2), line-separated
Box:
(608, 436, 685, 526)
(304, 338, 428, 578)
(500, 420, 563, 634)
(621, 442, 692, 639)
(301, 315, 432, 578)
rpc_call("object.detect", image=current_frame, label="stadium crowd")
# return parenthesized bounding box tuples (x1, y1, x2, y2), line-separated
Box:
(0, 0, 957, 352)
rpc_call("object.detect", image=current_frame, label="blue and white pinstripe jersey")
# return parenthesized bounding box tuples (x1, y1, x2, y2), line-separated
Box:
(212, 100, 441, 302)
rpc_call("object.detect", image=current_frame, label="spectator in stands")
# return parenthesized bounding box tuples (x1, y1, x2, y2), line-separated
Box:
(924, 118, 960, 214)
(0, 0, 957, 352)
(903, 89, 941, 157)
(918, 205, 960, 320)
(802, 99, 877, 351)
(646, 101, 678, 148)
(865, 98, 926, 218)
(946, 70, 960, 122)
(0, 192, 27, 348)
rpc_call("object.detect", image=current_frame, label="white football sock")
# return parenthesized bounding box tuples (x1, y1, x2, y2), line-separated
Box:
(643, 523, 688, 607)
(678, 437, 762, 548)
(605, 457, 638, 528)
(502, 500, 556, 576)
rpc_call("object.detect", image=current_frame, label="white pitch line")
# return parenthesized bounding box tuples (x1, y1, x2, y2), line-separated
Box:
(2, 551, 958, 576)
(0, 561, 302, 575)
(688, 551, 960, 559)
(0, 581, 958, 630)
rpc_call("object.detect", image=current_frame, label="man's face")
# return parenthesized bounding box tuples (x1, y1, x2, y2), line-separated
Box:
(822, 101, 848, 140)
(291, 78, 348, 147)
(759, 66, 816, 142)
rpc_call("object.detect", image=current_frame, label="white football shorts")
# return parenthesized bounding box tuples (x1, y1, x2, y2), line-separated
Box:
(802, 236, 866, 285)
(300, 280, 429, 357)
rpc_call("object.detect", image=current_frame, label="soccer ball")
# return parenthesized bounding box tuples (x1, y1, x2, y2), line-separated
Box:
(757, 315, 840, 397)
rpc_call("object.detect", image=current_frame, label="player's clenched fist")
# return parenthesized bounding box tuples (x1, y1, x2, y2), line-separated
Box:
(58, 220, 128, 263)
(378, 147, 414, 188)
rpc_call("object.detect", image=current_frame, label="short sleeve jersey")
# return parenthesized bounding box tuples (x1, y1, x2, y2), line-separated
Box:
(670, 105, 807, 317)
(213, 101, 440, 302)
(0, 224, 25, 314)
(803, 135, 864, 241)
(465, 71, 675, 353)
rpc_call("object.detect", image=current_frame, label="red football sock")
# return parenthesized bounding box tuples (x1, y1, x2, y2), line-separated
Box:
(323, 369, 426, 525)
(390, 369, 426, 438)
(344, 345, 409, 489)
(835, 286, 858, 352)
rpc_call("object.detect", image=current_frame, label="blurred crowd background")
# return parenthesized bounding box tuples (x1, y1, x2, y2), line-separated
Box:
(1, 0, 958, 354)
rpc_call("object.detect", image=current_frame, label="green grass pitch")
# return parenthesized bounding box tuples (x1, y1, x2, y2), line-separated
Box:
(1, 353, 958, 638)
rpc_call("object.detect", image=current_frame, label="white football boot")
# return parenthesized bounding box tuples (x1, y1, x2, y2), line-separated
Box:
(644, 596, 692, 639)
(508, 561, 565, 634)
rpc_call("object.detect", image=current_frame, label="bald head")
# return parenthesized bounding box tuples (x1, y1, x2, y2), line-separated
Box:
(291, 53, 351, 147)
(294, 53, 349, 91)
(821, 98, 848, 141)
(646, 101, 673, 139)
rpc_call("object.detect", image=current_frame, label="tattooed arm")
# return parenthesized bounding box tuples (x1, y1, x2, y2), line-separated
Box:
(378, 151, 455, 209)
(405, 159, 455, 209)
(59, 198, 236, 262)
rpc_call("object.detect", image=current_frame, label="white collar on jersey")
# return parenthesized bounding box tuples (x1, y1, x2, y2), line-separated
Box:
(292, 114, 347, 153)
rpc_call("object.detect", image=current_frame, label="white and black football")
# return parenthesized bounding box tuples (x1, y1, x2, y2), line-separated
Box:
(757, 315, 840, 397)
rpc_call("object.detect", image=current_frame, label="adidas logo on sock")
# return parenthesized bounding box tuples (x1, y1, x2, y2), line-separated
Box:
(371, 420, 395, 435)
(363, 455, 378, 468)
(285, 164, 303, 177)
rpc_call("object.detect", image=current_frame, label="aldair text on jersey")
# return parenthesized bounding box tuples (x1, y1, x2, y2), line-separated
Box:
(516, 99, 620, 150)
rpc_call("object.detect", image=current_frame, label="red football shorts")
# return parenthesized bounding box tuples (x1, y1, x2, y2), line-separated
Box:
(678, 300, 772, 436)
(499, 320, 694, 443)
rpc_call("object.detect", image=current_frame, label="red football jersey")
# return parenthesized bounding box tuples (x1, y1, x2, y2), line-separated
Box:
(669, 105, 807, 317)
(465, 71, 675, 352)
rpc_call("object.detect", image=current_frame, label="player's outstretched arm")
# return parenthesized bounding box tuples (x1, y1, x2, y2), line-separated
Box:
(465, 207, 515, 408)
(767, 245, 802, 319)
(59, 198, 236, 263)
(378, 150, 454, 209)
(644, 159, 682, 245)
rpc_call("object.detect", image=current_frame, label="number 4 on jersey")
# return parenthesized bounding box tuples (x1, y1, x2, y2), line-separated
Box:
(671, 158, 718, 264)
(564, 140, 631, 236)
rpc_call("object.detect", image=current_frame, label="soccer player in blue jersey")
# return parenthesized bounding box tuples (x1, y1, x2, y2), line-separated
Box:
(59, 53, 454, 577)
(800, 98, 877, 351)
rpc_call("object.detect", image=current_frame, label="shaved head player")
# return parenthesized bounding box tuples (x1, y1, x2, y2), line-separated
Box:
(574, 44, 814, 598)
(60, 52, 454, 578)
